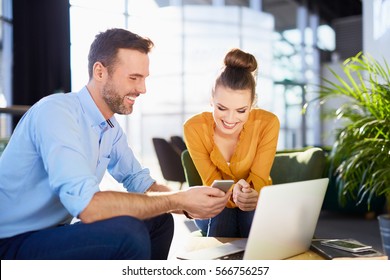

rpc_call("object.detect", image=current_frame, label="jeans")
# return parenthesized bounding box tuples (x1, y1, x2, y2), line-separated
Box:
(0, 214, 174, 260)
(195, 207, 255, 237)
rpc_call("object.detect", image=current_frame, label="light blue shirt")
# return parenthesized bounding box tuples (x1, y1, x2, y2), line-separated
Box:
(0, 87, 155, 238)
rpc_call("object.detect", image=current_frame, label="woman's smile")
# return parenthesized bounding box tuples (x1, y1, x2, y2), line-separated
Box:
(221, 120, 239, 129)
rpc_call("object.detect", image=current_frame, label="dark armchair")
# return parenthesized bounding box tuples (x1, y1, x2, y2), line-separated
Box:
(152, 137, 186, 188)
(170, 135, 187, 156)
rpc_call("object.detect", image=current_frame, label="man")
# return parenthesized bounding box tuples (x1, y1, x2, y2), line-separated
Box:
(0, 28, 230, 260)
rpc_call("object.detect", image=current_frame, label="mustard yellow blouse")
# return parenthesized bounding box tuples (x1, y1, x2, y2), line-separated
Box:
(183, 109, 280, 208)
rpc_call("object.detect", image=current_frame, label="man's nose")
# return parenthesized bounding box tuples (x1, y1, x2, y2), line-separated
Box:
(137, 80, 146, 94)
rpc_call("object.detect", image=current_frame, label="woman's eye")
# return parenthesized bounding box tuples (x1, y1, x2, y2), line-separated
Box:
(217, 106, 226, 111)
(237, 110, 246, 114)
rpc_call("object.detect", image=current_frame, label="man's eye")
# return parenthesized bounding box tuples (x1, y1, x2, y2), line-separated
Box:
(129, 77, 137, 80)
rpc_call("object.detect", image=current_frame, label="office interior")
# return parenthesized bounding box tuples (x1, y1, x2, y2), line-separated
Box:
(0, 0, 389, 255)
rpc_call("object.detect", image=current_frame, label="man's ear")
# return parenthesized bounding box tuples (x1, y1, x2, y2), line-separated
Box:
(93, 62, 105, 80)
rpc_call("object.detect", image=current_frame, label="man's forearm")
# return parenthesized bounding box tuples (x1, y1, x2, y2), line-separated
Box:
(79, 190, 181, 223)
(146, 182, 172, 192)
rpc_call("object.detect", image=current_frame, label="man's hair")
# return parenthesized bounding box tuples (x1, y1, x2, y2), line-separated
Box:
(88, 28, 154, 79)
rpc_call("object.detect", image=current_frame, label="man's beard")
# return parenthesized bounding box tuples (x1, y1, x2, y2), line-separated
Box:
(102, 82, 134, 115)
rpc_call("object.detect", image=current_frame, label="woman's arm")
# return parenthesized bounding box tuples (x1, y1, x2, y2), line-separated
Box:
(183, 117, 224, 186)
(246, 115, 280, 193)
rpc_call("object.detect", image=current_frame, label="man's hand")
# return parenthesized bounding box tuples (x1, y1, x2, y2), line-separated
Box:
(232, 179, 258, 211)
(79, 184, 229, 223)
(179, 186, 231, 219)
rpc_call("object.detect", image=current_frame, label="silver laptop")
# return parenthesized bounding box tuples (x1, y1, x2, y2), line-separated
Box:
(177, 178, 329, 260)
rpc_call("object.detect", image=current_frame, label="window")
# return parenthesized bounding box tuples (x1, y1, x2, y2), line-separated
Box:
(0, 0, 12, 138)
(70, 2, 335, 181)
(70, 1, 274, 180)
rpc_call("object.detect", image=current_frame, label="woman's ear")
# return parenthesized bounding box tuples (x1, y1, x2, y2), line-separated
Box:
(252, 93, 258, 108)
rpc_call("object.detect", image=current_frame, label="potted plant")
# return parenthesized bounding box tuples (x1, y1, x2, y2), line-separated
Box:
(310, 52, 390, 256)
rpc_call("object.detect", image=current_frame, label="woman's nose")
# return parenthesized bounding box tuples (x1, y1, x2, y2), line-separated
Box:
(226, 111, 236, 122)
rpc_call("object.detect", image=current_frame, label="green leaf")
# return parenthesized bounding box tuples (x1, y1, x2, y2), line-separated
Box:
(306, 52, 390, 210)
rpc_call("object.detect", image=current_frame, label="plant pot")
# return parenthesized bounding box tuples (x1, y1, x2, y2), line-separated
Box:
(378, 214, 390, 256)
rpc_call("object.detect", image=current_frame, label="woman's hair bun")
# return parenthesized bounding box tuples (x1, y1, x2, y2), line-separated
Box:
(224, 48, 257, 73)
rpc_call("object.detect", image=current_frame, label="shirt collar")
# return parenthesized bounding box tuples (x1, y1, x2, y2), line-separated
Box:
(77, 86, 117, 131)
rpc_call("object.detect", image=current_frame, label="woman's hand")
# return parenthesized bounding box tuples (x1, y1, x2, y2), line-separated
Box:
(232, 179, 258, 211)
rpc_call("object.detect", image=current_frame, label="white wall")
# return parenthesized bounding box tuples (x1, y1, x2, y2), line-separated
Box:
(320, 0, 390, 147)
(130, 6, 276, 167)
(320, 62, 351, 147)
(363, 0, 390, 62)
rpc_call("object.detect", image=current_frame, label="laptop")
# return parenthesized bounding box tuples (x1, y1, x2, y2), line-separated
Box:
(177, 178, 329, 260)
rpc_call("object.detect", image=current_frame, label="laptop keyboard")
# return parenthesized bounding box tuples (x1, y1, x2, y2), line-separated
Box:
(218, 251, 245, 260)
(176, 239, 247, 260)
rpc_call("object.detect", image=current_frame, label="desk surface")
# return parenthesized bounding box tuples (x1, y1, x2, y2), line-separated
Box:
(179, 236, 325, 260)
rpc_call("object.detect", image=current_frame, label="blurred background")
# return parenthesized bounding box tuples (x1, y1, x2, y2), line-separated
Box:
(0, 0, 389, 183)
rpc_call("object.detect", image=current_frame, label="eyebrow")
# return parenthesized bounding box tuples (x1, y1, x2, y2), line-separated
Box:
(129, 73, 147, 78)
(216, 103, 249, 110)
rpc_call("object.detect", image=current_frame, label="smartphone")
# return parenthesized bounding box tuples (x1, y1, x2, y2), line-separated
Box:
(351, 249, 384, 257)
(211, 180, 234, 193)
(320, 239, 372, 253)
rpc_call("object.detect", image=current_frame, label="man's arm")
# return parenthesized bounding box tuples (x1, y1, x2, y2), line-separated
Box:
(146, 182, 172, 192)
(78, 186, 231, 223)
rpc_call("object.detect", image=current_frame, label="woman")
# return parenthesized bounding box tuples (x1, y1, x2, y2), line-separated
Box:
(183, 48, 280, 237)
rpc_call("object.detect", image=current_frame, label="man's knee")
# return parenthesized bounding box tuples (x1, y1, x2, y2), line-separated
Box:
(107, 216, 146, 233)
(99, 216, 151, 259)
(157, 213, 174, 233)
(145, 213, 174, 238)
(144, 213, 174, 260)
